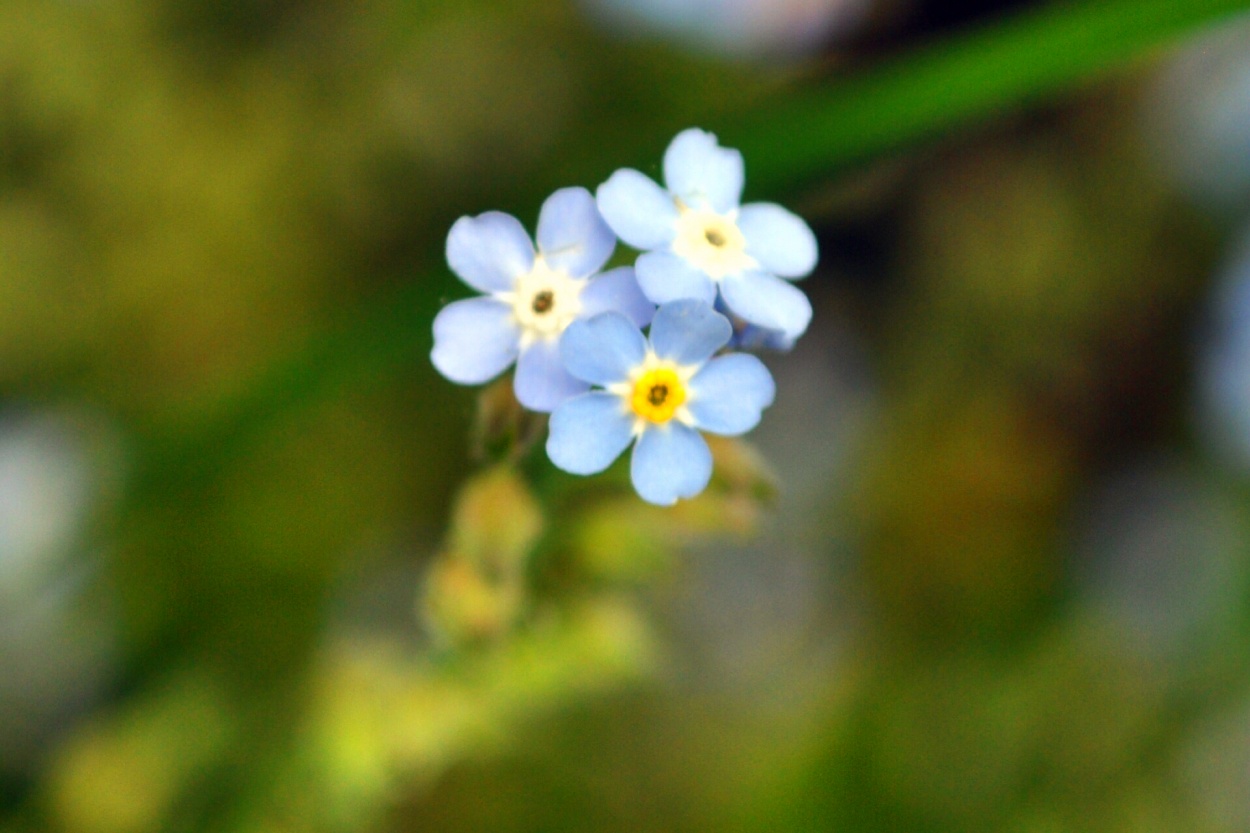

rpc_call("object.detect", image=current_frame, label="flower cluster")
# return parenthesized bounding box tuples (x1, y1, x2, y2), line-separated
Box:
(431, 128, 818, 505)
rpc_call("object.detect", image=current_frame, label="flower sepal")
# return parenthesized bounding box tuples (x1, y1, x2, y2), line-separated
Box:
(421, 555, 524, 648)
(470, 376, 550, 463)
(420, 465, 544, 648)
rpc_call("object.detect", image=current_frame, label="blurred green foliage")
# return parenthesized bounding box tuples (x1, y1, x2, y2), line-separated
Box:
(3, 0, 1250, 831)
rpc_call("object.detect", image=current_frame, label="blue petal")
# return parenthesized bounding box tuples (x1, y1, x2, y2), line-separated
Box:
(547, 392, 635, 475)
(720, 270, 812, 340)
(445, 212, 534, 293)
(687, 354, 775, 436)
(596, 169, 678, 250)
(514, 338, 589, 413)
(635, 250, 717, 306)
(737, 202, 818, 278)
(560, 311, 647, 386)
(648, 299, 732, 367)
(731, 323, 796, 352)
(630, 423, 713, 506)
(536, 186, 615, 278)
(578, 267, 655, 327)
(662, 128, 744, 214)
(430, 297, 520, 383)
(715, 297, 796, 352)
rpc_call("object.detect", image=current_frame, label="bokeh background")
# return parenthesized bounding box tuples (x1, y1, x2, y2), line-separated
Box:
(4, 0, 1250, 831)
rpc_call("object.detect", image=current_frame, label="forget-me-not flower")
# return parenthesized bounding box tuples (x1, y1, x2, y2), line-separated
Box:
(596, 128, 818, 342)
(547, 299, 775, 506)
(432, 187, 654, 412)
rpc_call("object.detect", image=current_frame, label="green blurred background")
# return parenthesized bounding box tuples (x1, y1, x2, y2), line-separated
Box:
(4, 0, 1250, 831)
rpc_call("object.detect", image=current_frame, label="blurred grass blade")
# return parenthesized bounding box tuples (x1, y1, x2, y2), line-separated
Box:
(734, 0, 1250, 191)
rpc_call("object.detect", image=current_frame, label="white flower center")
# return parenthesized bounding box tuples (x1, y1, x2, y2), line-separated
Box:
(505, 256, 584, 345)
(670, 205, 756, 280)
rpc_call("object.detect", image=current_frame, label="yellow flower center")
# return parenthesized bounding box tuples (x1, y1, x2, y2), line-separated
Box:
(630, 367, 687, 424)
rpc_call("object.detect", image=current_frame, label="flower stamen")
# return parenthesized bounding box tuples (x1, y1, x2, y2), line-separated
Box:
(531, 290, 554, 314)
(509, 257, 584, 343)
(630, 367, 686, 424)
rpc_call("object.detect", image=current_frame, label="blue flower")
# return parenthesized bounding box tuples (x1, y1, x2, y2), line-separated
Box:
(431, 187, 655, 412)
(547, 299, 776, 505)
(595, 128, 818, 342)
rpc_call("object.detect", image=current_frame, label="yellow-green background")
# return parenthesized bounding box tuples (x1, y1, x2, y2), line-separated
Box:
(2, 0, 1250, 831)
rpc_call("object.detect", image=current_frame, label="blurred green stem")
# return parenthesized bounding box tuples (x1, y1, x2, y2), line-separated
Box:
(733, 0, 1250, 191)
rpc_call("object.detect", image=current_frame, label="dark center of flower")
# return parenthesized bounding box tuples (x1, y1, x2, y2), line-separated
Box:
(531, 290, 554, 314)
(704, 228, 726, 247)
(631, 367, 686, 423)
